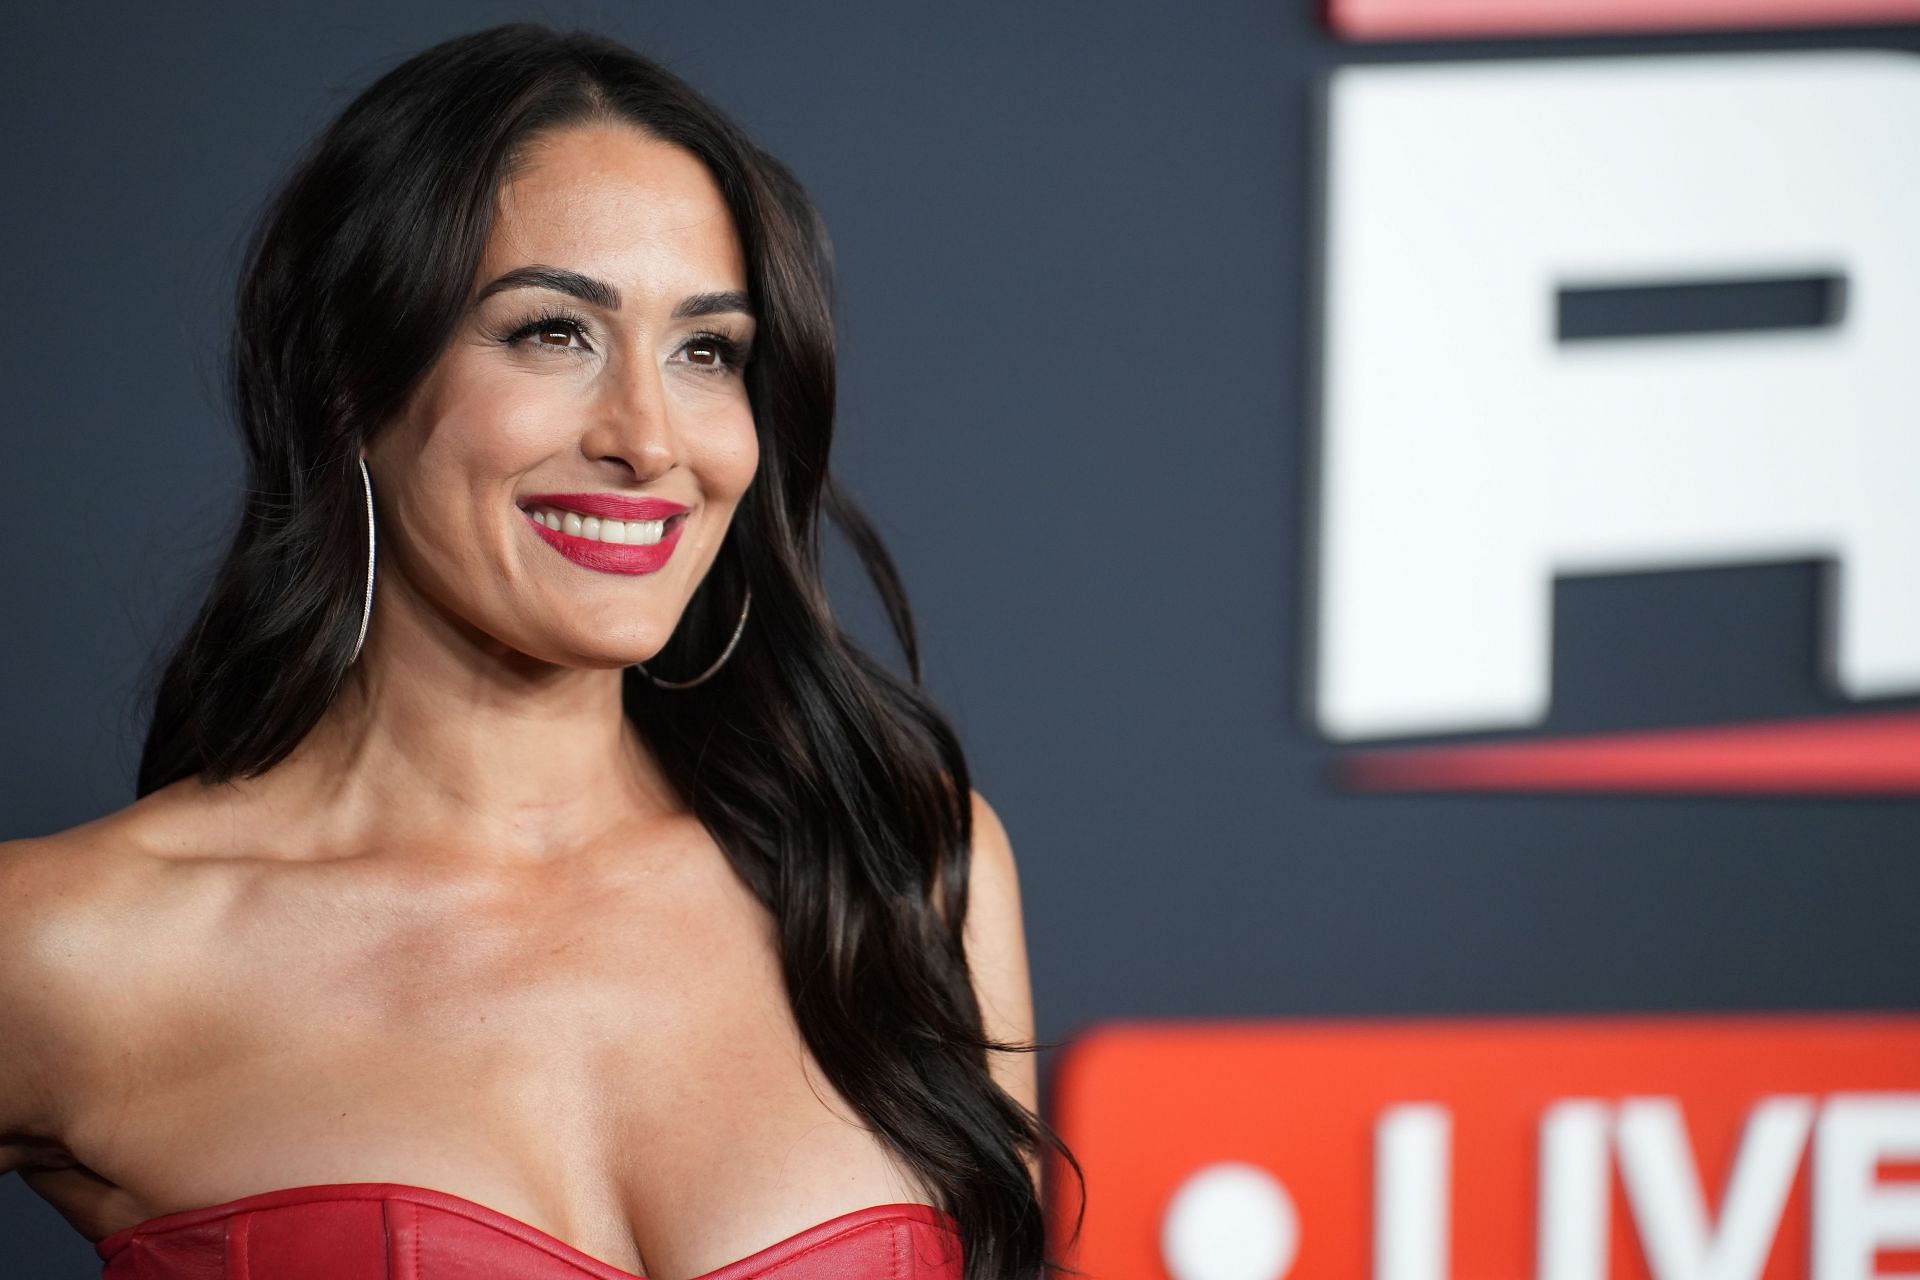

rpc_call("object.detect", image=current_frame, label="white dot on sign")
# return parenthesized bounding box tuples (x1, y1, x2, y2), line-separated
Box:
(1160, 1161, 1300, 1280)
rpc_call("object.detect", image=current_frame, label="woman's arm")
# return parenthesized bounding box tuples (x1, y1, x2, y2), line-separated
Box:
(961, 791, 1043, 1195)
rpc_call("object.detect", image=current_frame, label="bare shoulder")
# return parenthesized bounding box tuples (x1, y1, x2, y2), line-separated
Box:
(957, 791, 1041, 1184)
(961, 791, 1024, 970)
(0, 824, 158, 1007)
(0, 805, 191, 1174)
(0, 834, 113, 1173)
(2, 798, 194, 956)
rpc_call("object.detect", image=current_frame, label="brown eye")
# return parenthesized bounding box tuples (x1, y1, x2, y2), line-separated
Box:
(681, 333, 745, 374)
(501, 313, 592, 354)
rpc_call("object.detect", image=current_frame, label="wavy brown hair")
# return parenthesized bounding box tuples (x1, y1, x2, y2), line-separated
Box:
(134, 21, 1084, 1280)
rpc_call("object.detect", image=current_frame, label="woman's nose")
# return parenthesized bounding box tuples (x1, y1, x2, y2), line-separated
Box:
(584, 347, 676, 480)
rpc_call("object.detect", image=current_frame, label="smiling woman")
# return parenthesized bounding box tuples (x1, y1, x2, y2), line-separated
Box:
(368, 123, 762, 674)
(0, 21, 1080, 1280)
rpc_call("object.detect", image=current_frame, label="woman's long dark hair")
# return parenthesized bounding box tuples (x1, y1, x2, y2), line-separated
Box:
(134, 21, 1083, 1280)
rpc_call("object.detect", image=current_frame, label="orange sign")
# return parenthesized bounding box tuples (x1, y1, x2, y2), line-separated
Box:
(1046, 1015, 1920, 1279)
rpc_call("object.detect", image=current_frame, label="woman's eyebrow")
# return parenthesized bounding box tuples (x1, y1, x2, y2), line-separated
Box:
(472, 265, 754, 320)
(674, 289, 755, 322)
(475, 266, 619, 309)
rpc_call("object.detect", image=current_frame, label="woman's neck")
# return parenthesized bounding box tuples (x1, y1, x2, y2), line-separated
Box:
(236, 585, 681, 865)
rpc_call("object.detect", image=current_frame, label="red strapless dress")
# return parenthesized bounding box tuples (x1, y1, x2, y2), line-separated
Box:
(93, 1182, 964, 1279)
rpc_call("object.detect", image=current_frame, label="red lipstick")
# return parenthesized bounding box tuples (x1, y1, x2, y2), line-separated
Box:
(518, 493, 690, 576)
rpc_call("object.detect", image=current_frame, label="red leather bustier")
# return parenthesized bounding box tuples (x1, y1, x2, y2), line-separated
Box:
(93, 1182, 964, 1279)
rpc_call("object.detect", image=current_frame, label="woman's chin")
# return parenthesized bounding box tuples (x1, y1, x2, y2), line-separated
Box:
(497, 635, 668, 673)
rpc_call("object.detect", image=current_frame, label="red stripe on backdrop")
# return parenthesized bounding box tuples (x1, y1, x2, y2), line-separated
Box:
(1340, 710, 1920, 795)
(1326, 0, 1920, 40)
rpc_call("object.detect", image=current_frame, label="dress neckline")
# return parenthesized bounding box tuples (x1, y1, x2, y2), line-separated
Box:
(93, 1180, 960, 1280)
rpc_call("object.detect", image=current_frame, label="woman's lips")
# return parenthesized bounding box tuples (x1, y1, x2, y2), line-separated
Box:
(519, 502, 688, 576)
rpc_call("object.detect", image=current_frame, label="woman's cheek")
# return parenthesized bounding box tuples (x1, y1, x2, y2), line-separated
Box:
(715, 412, 761, 495)
(466, 373, 575, 459)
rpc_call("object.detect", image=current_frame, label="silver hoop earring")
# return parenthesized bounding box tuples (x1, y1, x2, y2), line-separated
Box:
(349, 453, 376, 667)
(635, 587, 752, 690)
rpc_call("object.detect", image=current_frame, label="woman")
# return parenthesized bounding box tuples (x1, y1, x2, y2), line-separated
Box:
(0, 22, 1081, 1280)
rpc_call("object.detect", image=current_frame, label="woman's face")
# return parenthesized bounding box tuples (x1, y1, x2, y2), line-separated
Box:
(368, 122, 760, 670)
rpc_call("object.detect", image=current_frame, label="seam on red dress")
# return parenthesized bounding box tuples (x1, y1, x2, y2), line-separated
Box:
(227, 1211, 251, 1279)
(383, 1197, 421, 1280)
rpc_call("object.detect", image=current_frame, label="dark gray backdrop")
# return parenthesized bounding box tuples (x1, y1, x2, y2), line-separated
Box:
(6, 3, 1918, 1273)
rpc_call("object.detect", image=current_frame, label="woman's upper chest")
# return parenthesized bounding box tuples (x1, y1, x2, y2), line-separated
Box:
(61, 833, 918, 1277)
(157, 823, 784, 1078)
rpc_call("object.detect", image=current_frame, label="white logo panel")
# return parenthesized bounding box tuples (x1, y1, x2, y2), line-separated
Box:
(1314, 52, 1920, 741)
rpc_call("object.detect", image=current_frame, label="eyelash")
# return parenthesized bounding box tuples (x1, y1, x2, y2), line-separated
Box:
(498, 309, 750, 374)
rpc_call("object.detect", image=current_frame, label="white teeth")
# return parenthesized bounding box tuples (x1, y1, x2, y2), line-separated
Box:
(523, 505, 673, 546)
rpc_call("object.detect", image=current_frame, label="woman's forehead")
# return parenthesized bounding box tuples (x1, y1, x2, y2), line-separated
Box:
(485, 124, 746, 294)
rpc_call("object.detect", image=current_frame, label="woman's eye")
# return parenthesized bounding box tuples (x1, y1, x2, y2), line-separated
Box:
(503, 314, 591, 354)
(682, 333, 747, 374)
